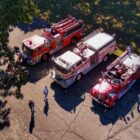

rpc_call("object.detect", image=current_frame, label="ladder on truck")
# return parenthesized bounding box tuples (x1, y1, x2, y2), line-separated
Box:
(52, 16, 82, 33)
(106, 50, 129, 72)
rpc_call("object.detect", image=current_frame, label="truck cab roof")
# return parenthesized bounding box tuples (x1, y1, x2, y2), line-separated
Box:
(22, 34, 48, 50)
(54, 51, 82, 69)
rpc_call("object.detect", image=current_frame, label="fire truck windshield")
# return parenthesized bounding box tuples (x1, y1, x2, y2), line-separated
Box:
(55, 64, 69, 75)
(105, 72, 121, 85)
(22, 44, 33, 56)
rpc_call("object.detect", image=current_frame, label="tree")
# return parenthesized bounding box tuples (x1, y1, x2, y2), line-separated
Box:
(0, 0, 39, 92)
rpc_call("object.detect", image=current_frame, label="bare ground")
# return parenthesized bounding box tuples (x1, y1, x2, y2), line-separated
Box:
(0, 27, 140, 140)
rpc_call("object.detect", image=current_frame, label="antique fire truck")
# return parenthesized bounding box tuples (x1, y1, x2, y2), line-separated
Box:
(21, 16, 84, 65)
(50, 28, 116, 88)
(90, 49, 140, 108)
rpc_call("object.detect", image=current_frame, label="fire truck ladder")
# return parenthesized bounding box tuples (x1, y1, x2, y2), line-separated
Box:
(61, 22, 80, 33)
(106, 50, 129, 72)
(53, 16, 77, 30)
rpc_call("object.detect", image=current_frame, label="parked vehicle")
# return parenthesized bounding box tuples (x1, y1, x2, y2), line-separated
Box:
(21, 16, 84, 65)
(90, 49, 140, 107)
(50, 28, 116, 88)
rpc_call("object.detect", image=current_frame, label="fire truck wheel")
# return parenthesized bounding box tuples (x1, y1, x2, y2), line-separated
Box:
(113, 99, 118, 106)
(76, 73, 82, 81)
(41, 54, 49, 61)
(103, 55, 108, 62)
(71, 37, 77, 44)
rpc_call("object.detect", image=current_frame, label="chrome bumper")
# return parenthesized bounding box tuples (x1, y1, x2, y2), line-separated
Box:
(92, 96, 109, 108)
(51, 76, 70, 88)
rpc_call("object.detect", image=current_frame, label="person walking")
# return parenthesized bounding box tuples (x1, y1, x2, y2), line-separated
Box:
(29, 100, 35, 113)
(43, 86, 48, 102)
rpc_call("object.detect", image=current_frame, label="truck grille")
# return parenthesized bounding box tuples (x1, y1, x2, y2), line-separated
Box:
(98, 93, 104, 101)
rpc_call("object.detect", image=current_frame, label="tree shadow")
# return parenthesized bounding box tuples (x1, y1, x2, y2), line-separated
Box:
(0, 64, 28, 100)
(17, 17, 51, 33)
(0, 99, 11, 130)
(29, 111, 35, 134)
(0, 90, 12, 98)
(90, 80, 140, 125)
(14, 88, 24, 99)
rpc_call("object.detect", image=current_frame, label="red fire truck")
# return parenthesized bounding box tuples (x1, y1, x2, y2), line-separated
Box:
(50, 28, 116, 88)
(21, 16, 84, 65)
(90, 49, 140, 108)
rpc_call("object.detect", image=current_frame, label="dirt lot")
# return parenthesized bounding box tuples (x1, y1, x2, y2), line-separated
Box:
(0, 27, 140, 140)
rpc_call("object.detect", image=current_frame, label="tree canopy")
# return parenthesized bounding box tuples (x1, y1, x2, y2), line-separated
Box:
(37, 0, 140, 51)
(0, 0, 140, 91)
(0, 0, 39, 95)
(0, 0, 39, 57)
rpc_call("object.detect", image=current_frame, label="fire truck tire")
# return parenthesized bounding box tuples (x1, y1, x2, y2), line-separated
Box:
(71, 37, 77, 44)
(41, 54, 49, 61)
(113, 99, 118, 106)
(103, 55, 108, 62)
(76, 73, 82, 81)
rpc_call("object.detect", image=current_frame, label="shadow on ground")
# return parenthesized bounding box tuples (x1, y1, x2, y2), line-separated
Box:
(90, 79, 140, 125)
(0, 99, 11, 130)
(29, 111, 35, 134)
(51, 54, 117, 112)
(44, 100, 49, 116)
(17, 17, 50, 33)
(27, 61, 51, 83)
(27, 45, 75, 83)
(51, 82, 85, 113)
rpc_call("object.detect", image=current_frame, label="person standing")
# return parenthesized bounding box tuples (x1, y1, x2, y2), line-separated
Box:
(43, 86, 48, 101)
(29, 100, 35, 113)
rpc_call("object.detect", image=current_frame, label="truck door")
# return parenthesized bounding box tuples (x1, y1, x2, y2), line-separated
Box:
(90, 53, 98, 65)
(98, 48, 107, 63)
(63, 30, 73, 46)
(33, 48, 41, 62)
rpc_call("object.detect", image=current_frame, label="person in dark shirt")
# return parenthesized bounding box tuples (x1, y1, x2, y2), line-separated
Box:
(29, 100, 35, 113)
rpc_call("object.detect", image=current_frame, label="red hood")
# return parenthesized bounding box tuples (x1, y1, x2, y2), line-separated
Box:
(90, 79, 120, 107)
(91, 79, 113, 96)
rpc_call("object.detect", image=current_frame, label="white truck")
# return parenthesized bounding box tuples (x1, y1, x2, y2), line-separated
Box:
(50, 28, 116, 88)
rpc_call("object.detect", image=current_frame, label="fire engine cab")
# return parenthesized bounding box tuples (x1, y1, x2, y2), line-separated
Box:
(21, 16, 84, 65)
(50, 28, 116, 88)
(90, 49, 140, 108)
